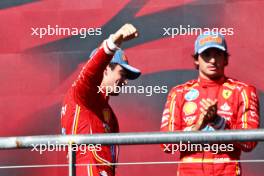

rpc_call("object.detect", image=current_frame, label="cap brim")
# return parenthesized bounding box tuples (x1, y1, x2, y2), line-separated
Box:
(198, 45, 226, 54)
(120, 64, 141, 80)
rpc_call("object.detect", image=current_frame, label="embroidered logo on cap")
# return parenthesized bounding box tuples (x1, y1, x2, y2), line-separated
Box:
(199, 36, 222, 46)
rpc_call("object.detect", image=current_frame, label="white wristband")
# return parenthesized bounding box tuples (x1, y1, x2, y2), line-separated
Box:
(107, 34, 120, 51)
(103, 40, 113, 55)
(103, 34, 120, 55)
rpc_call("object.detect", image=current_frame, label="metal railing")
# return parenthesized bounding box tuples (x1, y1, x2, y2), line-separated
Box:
(0, 129, 264, 176)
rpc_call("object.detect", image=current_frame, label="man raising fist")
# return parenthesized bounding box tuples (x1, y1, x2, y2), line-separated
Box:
(61, 24, 141, 176)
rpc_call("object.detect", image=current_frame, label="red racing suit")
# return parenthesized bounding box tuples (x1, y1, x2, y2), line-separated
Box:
(61, 39, 119, 176)
(160, 77, 260, 176)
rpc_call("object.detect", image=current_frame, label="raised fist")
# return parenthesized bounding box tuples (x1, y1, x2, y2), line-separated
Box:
(112, 23, 139, 46)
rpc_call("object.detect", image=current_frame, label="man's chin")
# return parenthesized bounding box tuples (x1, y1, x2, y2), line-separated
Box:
(207, 73, 224, 80)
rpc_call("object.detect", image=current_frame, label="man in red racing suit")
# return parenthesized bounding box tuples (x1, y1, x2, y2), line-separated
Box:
(61, 24, 141, 176)
(160, 32, 260, 176)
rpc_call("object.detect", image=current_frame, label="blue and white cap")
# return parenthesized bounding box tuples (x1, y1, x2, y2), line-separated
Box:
(194, 32, 227, 54)
(110, 49, 141, 80)
(90, 49, 141, 80)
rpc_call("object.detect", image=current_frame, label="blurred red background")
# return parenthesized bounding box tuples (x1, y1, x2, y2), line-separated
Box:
(0, 0, 263, 175)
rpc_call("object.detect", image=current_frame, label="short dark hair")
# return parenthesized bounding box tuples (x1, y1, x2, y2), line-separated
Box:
(192, 51, 230, 69)
(108, 63, 119, 70)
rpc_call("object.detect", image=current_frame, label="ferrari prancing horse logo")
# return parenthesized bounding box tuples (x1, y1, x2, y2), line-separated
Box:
(222, 89, 232, 99)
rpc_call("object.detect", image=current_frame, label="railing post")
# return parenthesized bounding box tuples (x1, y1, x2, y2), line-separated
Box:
(68, 142, 76, 176)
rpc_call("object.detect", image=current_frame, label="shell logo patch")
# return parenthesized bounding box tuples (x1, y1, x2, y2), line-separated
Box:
(183, 102, 197, 116)
(222, 89, 232, 99)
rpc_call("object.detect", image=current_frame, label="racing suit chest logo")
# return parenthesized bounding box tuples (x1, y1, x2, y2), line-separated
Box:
(220, 103, 231, 111)
(184, 115, 196, 125)
(184, 89, 199, 101)
(222, 89, 232, 99)
(102, 108, 112, 132)
(103, 108, 111, 123)
(183, 102, 197, 116)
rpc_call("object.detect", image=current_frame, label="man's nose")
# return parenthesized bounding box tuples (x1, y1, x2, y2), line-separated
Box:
(209, 57, 216, 63)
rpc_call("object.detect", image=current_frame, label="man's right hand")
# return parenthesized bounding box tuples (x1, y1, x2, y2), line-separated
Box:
(191, 99, 218, 131)
(112, 23, 139, 46)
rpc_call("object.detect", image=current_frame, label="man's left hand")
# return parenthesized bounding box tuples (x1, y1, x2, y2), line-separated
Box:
(199, 98, 218, 123)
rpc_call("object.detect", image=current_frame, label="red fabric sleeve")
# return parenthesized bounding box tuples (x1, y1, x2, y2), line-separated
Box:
(160, 87, 182, 153)
(73, 46, 113, 104)
(233, 85, 260, 152)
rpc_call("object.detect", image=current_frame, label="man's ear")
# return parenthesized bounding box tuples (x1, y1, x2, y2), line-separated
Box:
(194, 59, 199, 68)
(104, 66, 113, 77)
(104, 66, 109, 77)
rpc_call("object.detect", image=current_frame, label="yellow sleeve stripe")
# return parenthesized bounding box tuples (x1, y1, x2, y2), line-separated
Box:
(91, 150, 112, 168)
(235, 161, 240, 176)
(87, 164, 93, 176)
(241, 90, 249, 129)
(168, 93, 177, 131)
(73, 105, 81, 134)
